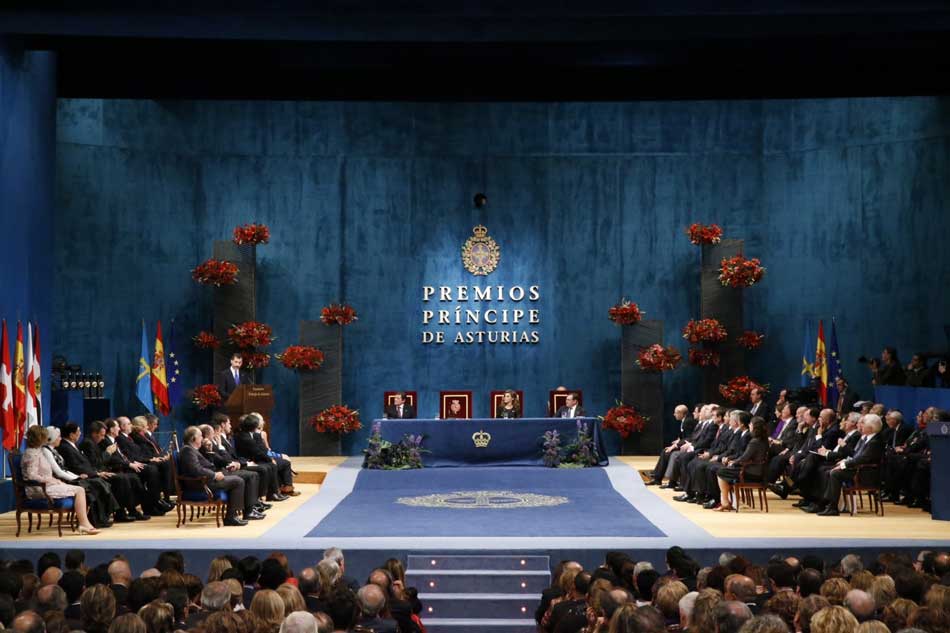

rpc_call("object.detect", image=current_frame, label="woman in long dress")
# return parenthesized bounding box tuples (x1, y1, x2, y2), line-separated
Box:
(21, 425, 99, 534)
(44, 426, 118, 527)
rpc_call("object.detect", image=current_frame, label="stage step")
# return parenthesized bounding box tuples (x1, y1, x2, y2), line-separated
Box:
(407, 569, 550, 594)
(408, 554, 549, 571)
(422, 618, 537, 633)
(410, 555, 549, 632)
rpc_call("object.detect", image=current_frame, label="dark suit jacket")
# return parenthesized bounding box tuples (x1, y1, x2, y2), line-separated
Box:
(555, 405, 585, 418)
(57, 441, 99, 477)
(133, 431, 164, 457)
(117, 433, 151, 463)
(178, 445, 218, 488)
(883, 425, 911, 450)
(691, 422, 721, 452)
(876, 362, 906, 386)
(219, 436, 248, 467)
(216, 367, 254, 399)
(234, 432, 272, 463)
(847, 434, 885, 468)
(724, 430, 751, 460)
(836, 389, 859, 414)
(826, 431, 862, 461)
(353, 616, 399, 633)
(384, 403, 417, 419)
(747, 400, 768, 419)
(80, 438, 108, 471)
(707, 427, 734, 456)
(735, 438, 769, 478)
(677, 415, 697, 441)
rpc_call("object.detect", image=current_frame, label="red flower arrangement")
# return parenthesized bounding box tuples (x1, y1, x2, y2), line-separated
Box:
(637, 344, 682, 372)
(192, 331, 220, 349)
(233, 223, 270, 246)
(193, 384, 222, 410)
(719, 376, 769, 404)
(227, 321, 274, 349)
(321, 304, 358, 326)
(688, 348, 720, 367)
(608, 300, 643, 326)
(719, 255, 766, 288)
(737, 330, 765, 350)
(599, 403, 648, 439)
(309, 405, 362, 434)
(686, 223, 723, 245)
(191, 259, 238, 286)
(276, 345, 325, 371)
(682, 319, 728, 344)
(241, 352, 271, 369)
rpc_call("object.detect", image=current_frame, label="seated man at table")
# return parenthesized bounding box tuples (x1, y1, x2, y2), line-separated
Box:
(556, 393, 585, 418)
(385, 392, 416, 419)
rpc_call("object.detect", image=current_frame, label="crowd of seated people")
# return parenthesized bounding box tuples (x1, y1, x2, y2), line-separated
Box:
(647, 382, 948, 515)
(17, 412, 298, 534)
(536, 547, 950, 633)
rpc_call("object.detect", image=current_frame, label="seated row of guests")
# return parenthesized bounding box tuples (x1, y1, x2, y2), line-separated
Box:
(383, 390, 586, 419)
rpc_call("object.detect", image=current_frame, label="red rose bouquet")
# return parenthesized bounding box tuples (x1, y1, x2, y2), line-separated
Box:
(233, 223, 270, 246)
(637, 344, 682, 372)
(608, 300, 643, 326)
(719, 255, 766, 288)
(193, 384, 222, 410)
(321, 304, 358, 326)
(276, 345, 325, 371)
(682, 319, 728, 343)
(241, 352, 271, 369)
(737, 330, 765, 350)
(599, 403, 648, 439)
(719, 376, 769, 404)
(686, 223, 723, 245)
(688, 348, 720, 367)
(227, 321, 274, 348)
(309, 405, 362, 434)
(192, 331, 220, 349)
(191, 259, 238, 286)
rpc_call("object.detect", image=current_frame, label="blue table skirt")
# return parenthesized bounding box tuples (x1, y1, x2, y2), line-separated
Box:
(372, 417, 609, 468)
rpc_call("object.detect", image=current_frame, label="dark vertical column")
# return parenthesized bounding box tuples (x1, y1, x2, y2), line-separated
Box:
(700, 239, 745, 403)
(212, 242, 256, 375)
(298, 321, 343, 455)
(621, 320, 664, 455)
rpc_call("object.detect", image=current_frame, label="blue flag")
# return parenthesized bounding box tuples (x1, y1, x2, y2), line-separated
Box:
(827, 319, 843, 409)
(166, 319, 184, 409)
(801, 319, 815, 387)
(136, 320, 154, 413)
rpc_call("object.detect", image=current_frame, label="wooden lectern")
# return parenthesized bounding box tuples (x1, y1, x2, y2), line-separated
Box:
(224, 385, 275, 435)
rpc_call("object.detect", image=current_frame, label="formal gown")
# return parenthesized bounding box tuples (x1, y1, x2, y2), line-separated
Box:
(21, 448, 83, 499)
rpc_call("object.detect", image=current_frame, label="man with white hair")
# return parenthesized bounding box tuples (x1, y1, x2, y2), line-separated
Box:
(322, 547, 359, 591)
(815, 413, 885, 516)
(355, 585, 397, 633)
(279, 611, 318, 633)
(679, 591, 698, 632)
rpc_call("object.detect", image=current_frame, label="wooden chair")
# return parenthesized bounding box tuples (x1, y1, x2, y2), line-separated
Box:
(171, 451, 228, 528)
(733, 460, 769, 513)
(549, 390, 583, 417)
(490, 390, 524, 418)
(842, 463, 884, 516)
(440, 391, 473, 419)
(8, 452, 77, 537)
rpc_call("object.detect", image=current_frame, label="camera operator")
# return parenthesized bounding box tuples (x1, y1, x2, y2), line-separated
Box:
(930, 357, 949, 388)
(865, 347, 906, 386)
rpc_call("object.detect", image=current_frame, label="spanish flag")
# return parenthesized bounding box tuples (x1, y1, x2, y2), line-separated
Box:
(151, 320, 171, 415)
(814, 320, 828, 406)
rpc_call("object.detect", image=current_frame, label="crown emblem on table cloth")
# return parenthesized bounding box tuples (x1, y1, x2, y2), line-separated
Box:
(461, 225, 500, 276)
(472, 429, 492, 448)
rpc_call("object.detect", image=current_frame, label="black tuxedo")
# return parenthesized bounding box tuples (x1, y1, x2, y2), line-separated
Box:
(111, 435, 165, 515)
(384, 403, 417, 419)
(234, 432, 293, 488)
(822, 434, 885, 506)
(133, 431, 174, 497)
(677, 415, 697, 441)
(555, 405, 585, 418)
(178, 445, 245, 519)
(221, 434, 279, 497)
(216, 367, 254, 399)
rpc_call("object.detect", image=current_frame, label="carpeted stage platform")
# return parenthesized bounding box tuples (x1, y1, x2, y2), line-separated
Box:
(1, 457, 948, 579)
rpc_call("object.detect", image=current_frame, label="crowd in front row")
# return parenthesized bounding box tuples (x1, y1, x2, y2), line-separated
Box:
(19, 412, 298, 535)
(1, 546, 949, 633)
(647, 386, 948, 515)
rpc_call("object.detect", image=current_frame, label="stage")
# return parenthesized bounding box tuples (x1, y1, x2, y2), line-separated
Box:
(1, 457, 948, 578)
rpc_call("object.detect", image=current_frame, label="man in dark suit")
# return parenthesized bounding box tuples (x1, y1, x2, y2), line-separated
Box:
(797, 412, 863, 508)
(384, 392, 416, 419)
(884, 407, 932, 504)
(665, 406, 722, 489)
(648, 404, 706, 485)
(179, 426, 251, 526)
(57, 422, 123, 525)
(833, 377, 859, 419)
(881, 410, 911, 450)
(216, 352, 254, 400)
(816, 413, 885, 516)
(555, 393, 585, 418)
(77, 420, 149, 522)
(213, 414, 286, 502)
(354, 584, 399, 633)
(771, 408, 841, 500)
(675, 409, 736, 502)
(131, 416, 174, 499)
(198, 423, 267, 519)
(104, 418, 167, 516)
(699, 411, 753, 508)
(234, 415, 296, 494)
(747, 388, 768, 420)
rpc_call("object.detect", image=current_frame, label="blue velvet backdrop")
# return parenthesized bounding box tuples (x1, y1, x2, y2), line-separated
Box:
(53, 98, 950, 455)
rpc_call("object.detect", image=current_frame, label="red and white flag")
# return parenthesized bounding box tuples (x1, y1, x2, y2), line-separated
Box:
(24, 323, 38, 434)
(32, 323, 42, 425)
(0, 320, 14, 450)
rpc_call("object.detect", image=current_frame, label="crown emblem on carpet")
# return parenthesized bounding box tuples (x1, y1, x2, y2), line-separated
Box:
(397, 490, 569, 509)
(461, 225, 500, 276)
(472, 429, 491, 448)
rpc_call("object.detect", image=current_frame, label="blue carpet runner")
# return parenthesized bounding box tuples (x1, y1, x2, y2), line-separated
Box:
(306, 466, 664, 537)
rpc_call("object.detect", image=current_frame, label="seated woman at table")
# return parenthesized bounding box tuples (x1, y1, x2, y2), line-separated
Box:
(444, 398, 468, 419)
(496, 390, 521, 419)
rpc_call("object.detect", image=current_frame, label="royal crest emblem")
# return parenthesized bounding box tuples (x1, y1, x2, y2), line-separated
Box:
(461, 225, 500, 276)
(472, 430, 491, 448)
(397, 490, 568, 509)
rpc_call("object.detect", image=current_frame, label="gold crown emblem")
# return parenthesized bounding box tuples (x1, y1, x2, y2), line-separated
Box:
(472, 225, 488, 237)
(472, 430, 491, 448)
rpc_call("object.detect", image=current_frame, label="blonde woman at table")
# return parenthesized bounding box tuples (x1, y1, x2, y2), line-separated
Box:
(496, 390, 522, 419)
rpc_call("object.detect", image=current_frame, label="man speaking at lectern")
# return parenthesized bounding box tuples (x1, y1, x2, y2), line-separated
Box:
(218, 352, 254, 399)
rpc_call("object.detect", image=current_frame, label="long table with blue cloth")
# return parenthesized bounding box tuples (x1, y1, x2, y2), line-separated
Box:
(372, 417, 609, 468)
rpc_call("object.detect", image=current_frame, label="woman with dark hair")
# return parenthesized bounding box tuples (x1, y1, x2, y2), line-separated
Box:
(496, 390, 522, 419)
(716, 416, 770, 512)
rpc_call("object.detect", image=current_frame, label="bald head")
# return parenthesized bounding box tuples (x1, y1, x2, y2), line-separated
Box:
(12, 611, 45, 633)
(35, 585, 67, 613)
(39, 568, 62, 587)
(357, 584, 386, 618)
(109, 560, 132, 586)
(844, 589, 876, 622)
(725, 575, 756, 603)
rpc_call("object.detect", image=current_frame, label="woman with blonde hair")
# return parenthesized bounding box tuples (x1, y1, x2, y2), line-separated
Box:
(250, 589, 285, 633)
(108, 614, 147, 633)
(137, 600, 174, 633)
(21, 425, 98, 534)
(811, 606, 859, 633)
(276, 584, 306, 615)
(207, 557, 233, 584)
(496, 390, 521, 419)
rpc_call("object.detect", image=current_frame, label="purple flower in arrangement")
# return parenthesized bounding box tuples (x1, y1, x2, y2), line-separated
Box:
(542, 430, 562, 468)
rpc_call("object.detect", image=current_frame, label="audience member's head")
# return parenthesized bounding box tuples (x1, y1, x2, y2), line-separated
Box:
(880, 598, 917, 632)
(811, 606, 858, 633)
(36, 555, 61, 581)
(259, 560, 289, 591)
(820, 578, 851, 605)
(80, 584, 116, 633)
(725, 575, 757, 604)
(63, 551, 85, 573)
(278, 611, 317, 633)
(692, 588, 724, 633)
(276, 584, 305, 615)
(200, 581, 232, 613)
(737, 614, 791, 633)
(154, 552, 184, 575)
(250, 590, 285, 633)
(636, 569, 660, 601)
(137, 600, 174, 633)
(356, 584, 386, 618)
(655, 581, 687, 620)
(907, 606, 950, 633)
(323, 586, 358, 632)
(763, 589, 800, 630)
(11, 611, 45, 633)
(796, 595, 832, 633)
(35, 585, 67, 615)
(678, 591, 698, 630)
(798, 568, 824, 599)
(843, 590, 875, 623)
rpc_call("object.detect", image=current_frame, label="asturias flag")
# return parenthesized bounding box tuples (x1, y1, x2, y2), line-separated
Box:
(151, 320, 170, 416)
(1, 321, 14, 450)
(136, 320, 155, 414)
(13, 322, 26, 447)
(801, 319, 815, 387)
(827, 319, 843, 410)
(814, 320, 828, 406)
(166, 319, 184, 409)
